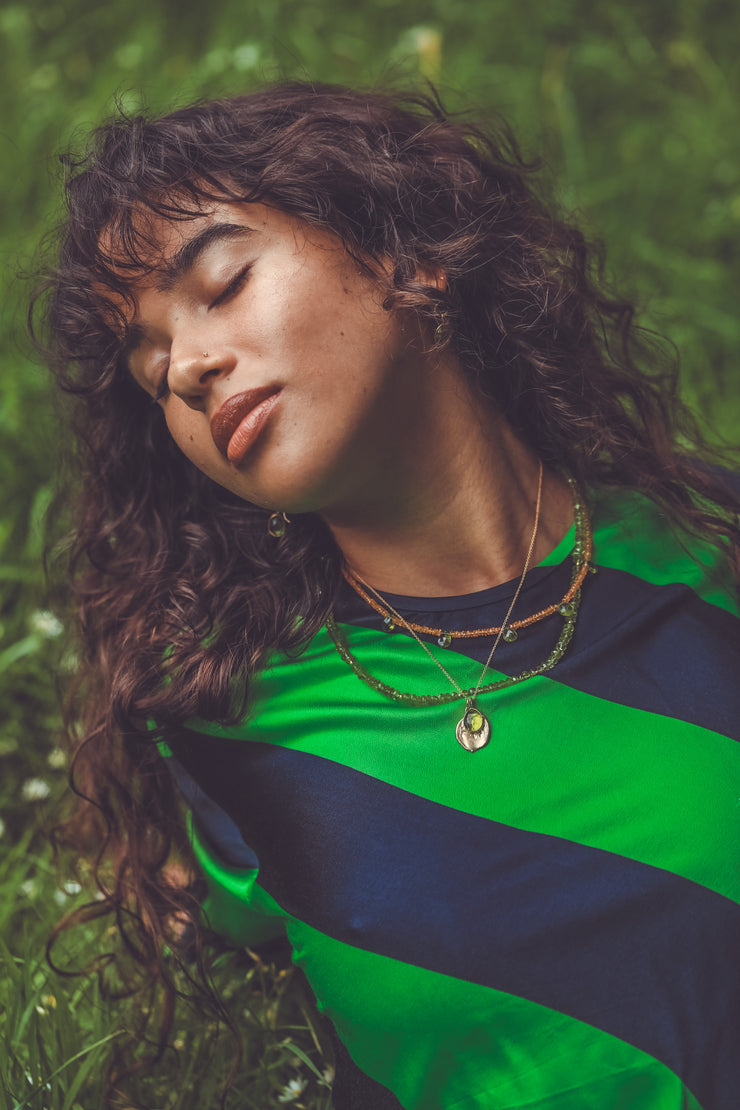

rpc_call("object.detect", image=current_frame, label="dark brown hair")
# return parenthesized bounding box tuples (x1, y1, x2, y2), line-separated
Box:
(33, 80, 740, 1100)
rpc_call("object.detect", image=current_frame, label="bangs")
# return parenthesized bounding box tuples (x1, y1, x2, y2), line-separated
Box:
(53, 176, 247, 384)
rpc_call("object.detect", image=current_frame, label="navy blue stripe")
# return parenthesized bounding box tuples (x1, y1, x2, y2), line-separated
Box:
(555, 567, 740, 739)
(169, 734, 740, 1110)
(166, 755, 258, 868)
(337, 566, 740, 742)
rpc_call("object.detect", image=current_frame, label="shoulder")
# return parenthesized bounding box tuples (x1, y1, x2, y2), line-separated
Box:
(588, 482, 739, 618)
(555, 482, 740, 742)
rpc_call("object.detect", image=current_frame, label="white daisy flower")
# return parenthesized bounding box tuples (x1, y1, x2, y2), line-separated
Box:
(22, 778, 51, 802)
(277, 1077, 307, 1102)
(29, 610, 63, 638)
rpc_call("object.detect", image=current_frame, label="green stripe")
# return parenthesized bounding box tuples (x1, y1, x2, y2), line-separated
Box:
(536, 522, 575, 567)
(189, 815, 285, 946)
(589, 488, 739, 615)
(187, 621, 740, 906)
(288, 922, 705, 1110)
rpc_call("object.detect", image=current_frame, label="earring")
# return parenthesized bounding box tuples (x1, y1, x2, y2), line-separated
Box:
(433, 307, 452, 345)
(267, 511, 290, 538)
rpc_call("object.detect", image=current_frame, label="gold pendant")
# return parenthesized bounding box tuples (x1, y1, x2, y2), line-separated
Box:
(455, 703, 491, 752)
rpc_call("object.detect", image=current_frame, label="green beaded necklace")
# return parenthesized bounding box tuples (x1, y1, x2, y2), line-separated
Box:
(325, 474, 592, 751)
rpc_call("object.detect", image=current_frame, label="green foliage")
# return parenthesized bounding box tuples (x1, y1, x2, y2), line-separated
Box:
(1, 0, 738, 1105)
(0, 818, 333, 1108)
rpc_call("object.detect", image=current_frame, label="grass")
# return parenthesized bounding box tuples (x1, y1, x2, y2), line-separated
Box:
(0, 796, 334, 1109)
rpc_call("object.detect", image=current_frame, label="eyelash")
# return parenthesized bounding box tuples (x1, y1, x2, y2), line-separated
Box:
(209, 264, 251, 309)
(150, 265, 252, 404)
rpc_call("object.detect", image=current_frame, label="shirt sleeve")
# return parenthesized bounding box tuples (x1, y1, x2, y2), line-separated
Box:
(188, 810, 287, 948)
(161, 742, 286, 948)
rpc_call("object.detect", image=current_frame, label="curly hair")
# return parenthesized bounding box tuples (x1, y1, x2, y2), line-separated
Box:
(32, 80, 740, 1101)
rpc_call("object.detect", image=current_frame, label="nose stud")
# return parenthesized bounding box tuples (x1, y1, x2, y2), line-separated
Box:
(202, 351, 209, 358)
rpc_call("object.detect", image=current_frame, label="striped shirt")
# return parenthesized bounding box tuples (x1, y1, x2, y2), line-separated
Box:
(164, 486, 740, 1109)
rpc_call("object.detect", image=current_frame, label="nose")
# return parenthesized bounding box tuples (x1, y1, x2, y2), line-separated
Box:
(167, 343, 236, 409)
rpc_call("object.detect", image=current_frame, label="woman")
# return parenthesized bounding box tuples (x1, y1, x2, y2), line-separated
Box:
(38, 81, 740, 1108)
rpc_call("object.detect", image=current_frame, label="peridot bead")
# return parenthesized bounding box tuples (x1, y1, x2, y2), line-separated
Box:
(267, 512, 287, 538)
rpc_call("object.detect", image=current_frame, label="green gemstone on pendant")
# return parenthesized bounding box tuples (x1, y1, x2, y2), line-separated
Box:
(464, 708, 484, 733)
(383, 616, 396, 631)
(559, 601, 577, 617)
(503, 626, 518, 643)
(437, 632, 452, 648)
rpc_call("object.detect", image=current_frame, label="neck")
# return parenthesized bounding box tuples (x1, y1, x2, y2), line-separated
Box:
(319, 361, 573, 597)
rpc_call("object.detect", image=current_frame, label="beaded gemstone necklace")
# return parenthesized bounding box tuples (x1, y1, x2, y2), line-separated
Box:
(325, 473, 593, 751)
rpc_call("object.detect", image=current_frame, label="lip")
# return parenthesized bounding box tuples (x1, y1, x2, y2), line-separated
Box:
(210, 386, 282, 463)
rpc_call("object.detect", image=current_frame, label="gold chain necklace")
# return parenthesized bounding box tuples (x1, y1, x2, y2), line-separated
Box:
(325, 468, 592, 752)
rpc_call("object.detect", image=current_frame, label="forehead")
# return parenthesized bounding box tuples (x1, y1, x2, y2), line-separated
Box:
(104, 200, 336, 296)
(108, 201, 255, 278)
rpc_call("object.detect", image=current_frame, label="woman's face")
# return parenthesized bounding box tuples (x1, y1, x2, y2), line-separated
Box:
(124, 201, 435, 516)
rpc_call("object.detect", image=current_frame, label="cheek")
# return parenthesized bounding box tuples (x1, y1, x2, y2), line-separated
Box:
(165, 405, 215, 470)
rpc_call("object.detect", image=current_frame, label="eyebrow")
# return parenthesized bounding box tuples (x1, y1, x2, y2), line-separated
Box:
(156, 222, 256, 291)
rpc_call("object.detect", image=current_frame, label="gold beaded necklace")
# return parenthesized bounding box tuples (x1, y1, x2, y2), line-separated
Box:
(325, 468, 592, 752)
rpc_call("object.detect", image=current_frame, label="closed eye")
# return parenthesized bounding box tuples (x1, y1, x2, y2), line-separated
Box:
(210, 264, 251, 309)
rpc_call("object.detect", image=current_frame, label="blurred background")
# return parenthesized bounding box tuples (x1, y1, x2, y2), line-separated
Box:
(1, 0, 738, 1105)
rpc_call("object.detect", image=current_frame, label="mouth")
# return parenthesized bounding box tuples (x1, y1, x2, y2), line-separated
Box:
(210, 386, 282, 464)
